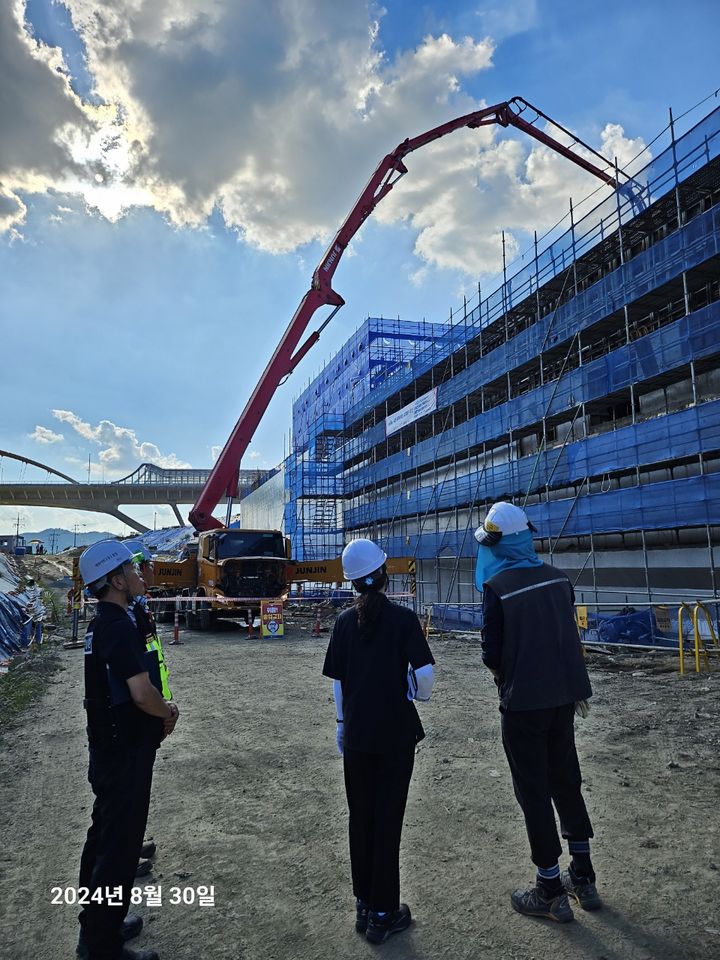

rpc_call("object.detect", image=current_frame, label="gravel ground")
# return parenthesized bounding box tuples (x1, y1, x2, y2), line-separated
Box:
(0, 612, 718, 960)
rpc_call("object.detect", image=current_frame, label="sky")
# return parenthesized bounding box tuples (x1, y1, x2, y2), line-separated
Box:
(1, 0, 719, 538)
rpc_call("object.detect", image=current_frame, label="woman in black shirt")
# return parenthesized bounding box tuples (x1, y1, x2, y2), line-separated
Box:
(323, 538, 435, 944)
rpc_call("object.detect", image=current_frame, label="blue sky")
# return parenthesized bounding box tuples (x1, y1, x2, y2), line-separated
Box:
(1, 0, 719, 536)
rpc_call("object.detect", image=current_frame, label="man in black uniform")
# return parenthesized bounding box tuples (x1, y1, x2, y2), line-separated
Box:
(123, 540, 175, 877)
(475, 502, 600, 923)
(77, 540, 179, 960)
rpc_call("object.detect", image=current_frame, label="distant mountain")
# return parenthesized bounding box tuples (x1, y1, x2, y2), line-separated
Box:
(22, 528, 117, 553)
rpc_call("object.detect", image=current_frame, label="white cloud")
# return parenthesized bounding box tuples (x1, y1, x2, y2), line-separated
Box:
(52, 408, 190, 477)
(0, 1, 648, 278)
(475, 0, 539, 41)
(29, 425, 64, 444)
(0, 0, 103, 233)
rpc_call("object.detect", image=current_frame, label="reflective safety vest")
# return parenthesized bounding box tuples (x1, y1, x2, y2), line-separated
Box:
(146, 634, 172, 701)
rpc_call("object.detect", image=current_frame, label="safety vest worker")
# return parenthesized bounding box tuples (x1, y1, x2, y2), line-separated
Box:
(124, 540, 172, 700)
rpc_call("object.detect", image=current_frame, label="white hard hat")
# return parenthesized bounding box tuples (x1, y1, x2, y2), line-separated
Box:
(79, 539, 136, 588)
(123, 538, 152, 562)
(342, 538, 387, 581)
(474, 501, 537, 546)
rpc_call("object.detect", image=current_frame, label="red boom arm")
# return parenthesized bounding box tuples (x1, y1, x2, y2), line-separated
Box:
(189, 97, 620, 531)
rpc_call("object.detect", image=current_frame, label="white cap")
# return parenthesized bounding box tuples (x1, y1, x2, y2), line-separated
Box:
(474, 502, 536, 546)
(342, 538, 387, 581)
(79, 539, 135, 588)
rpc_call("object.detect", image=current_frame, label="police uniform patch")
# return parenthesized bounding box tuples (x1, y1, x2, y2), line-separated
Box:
(84, 631, 93, 655)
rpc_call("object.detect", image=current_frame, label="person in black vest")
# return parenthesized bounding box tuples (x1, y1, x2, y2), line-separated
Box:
(475, 502, 600, 923)
(77, 540, 179, 960)
(323, 539, 435, 944)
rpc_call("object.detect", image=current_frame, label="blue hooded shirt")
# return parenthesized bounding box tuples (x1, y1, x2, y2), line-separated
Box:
(475, 528, 542, 591)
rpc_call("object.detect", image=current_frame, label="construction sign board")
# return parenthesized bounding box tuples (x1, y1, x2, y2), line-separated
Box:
(261, 600, 284, 638)
(654, 604, 671, 633)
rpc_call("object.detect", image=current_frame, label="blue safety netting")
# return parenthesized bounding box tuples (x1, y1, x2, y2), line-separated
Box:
(367, 473, 720, 561)
(343, 398, 720, 528)
(343, 302, 720, 502)
(292, 319, 447, 451)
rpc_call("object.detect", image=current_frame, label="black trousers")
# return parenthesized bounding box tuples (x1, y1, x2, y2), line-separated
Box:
(78, 743, 156, 960)
(501, 704, 593, 869)
(343, 745, 415, 913)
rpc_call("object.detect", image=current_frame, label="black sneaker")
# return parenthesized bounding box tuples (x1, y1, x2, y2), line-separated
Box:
(135, 858, 153, 878)
(366, 904, 412, 944)
(140, 840, 157, 859)
(355, 900, 369, 933)
(561, 869, 602, 910)
(510, 885, 574, 923)
(77, 915, 144, 957)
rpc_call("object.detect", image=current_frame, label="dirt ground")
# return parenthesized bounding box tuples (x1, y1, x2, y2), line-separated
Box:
(0, 606, 718, 960)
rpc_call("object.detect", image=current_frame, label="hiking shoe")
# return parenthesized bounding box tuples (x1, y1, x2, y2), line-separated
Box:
(76, 917, 144, 958)
(355, 899, 369, 933)
(140, 840, 157, 859)
(118, 947, 159, 960)
(510, 885, 574, 923)
(135, 858, 153, 878)
(561, 869, 602, 910)
(366, 904, 412, 944)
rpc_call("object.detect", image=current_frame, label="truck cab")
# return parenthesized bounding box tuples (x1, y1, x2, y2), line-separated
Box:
(197, 528, 289, 602)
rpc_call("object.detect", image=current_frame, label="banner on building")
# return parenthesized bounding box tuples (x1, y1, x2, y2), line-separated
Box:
(385, 388, 437, 437)
(261, 601, 284, 638)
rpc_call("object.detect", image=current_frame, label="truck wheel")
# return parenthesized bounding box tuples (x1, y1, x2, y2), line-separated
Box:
(157, 601, 173, 624)
(199, 607, 215, 631)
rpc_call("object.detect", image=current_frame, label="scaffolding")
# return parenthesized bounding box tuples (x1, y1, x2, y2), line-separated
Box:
(285, 104, 720, 601)
(286, 319, 448, 560)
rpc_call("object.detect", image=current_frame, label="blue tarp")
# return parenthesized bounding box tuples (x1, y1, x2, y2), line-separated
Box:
(587, 609, 676, 649)
(0, 593, 30, 660)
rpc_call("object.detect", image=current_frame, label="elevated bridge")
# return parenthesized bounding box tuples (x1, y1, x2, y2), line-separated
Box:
(0, 453, 274, 533)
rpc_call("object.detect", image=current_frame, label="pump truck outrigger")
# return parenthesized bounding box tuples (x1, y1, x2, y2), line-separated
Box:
(183, 97, 624, 597)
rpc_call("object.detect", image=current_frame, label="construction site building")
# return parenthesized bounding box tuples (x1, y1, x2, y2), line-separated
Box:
(269, 105, 720, 617)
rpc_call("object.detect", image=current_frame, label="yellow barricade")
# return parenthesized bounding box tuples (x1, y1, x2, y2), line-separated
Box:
(678, 601, 720, 675)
